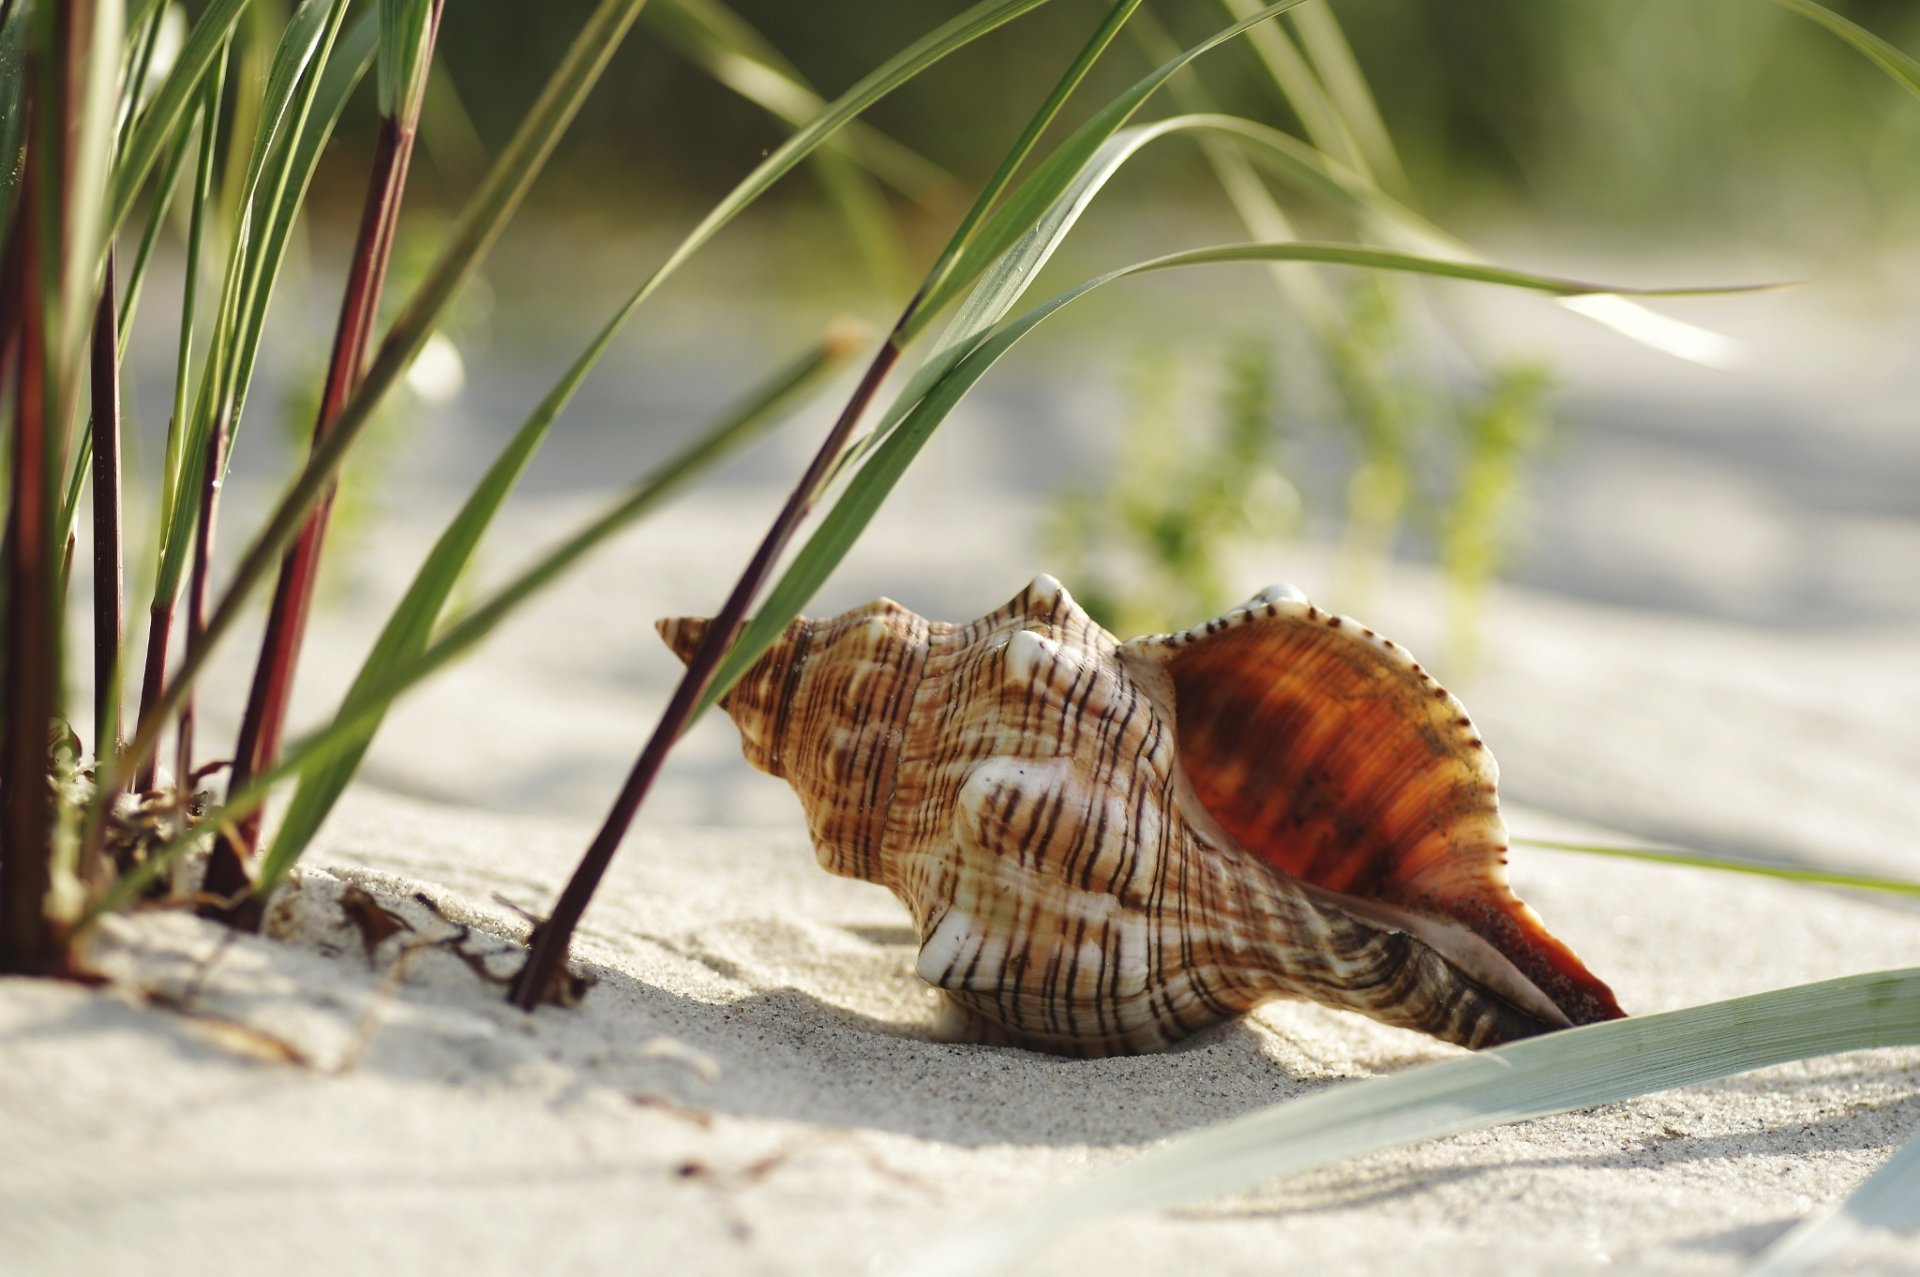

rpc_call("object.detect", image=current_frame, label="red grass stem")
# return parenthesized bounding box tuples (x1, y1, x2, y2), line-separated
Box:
(0, 28, 60, 971)
(510, 336, 905, 1009)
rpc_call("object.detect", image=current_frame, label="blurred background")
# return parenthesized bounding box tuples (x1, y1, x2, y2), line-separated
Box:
(113, 0, 1920, 884)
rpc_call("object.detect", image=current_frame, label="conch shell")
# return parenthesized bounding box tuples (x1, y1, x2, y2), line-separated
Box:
(661, 577, 1622, 1057)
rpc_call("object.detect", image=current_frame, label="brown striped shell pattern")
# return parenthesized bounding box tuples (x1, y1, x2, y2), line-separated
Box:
(659, 576, 1624, 1058)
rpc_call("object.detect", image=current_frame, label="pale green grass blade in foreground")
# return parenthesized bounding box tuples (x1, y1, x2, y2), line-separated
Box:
(708, 242, 1756, 717)
(1521, 837, 1920, 898)
(86, 330, 857, 917)
(1747, 1122, 1920, 1274)
(57, 0, 124, 382)
(1773, 0, 1920, 99)
(907, 969, 1920, 1277)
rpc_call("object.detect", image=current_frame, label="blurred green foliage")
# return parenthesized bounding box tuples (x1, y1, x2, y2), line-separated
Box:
(331, 0, 1920, 247)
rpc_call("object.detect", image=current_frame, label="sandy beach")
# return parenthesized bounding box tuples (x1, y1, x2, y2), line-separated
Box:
(6, 234, 1920, 1273)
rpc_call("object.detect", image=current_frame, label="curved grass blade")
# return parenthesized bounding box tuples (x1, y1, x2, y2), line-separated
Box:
(108, 0, 251, 244)
(1772, 0, 1920, 99)
(709, 241, 1770, 714)
(1518, 836, 1920, 898)
(84, 329, 857, 917)
(906, 968, 1920, 1277)
(1747, 1123, 1920, 1275)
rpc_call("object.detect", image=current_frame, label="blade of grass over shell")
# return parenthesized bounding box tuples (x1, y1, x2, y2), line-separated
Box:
(905, 969, 1920, 1277)
(1746, 1122, 1920, 1275)
(1772, 0, 1920, 99)
(108, 0, 251, 245)
(101, 0, 652, 814)
(509, 0, 1151, 1008)
(708, 242, 1768, 715)
(84, 328, 857, 918)
(1518, 837, 1920, 898)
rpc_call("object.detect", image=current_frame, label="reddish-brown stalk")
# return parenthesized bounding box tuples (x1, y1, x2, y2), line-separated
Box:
(0, 171, 61, 974)
(1, 0, 76, 974)
(510, 335, 906, 1009)
(130, 598, 172, 793)
(205, 2, 444, 915)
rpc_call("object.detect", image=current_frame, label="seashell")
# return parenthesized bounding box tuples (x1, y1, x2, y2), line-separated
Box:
(659, 577, 1623, 1058)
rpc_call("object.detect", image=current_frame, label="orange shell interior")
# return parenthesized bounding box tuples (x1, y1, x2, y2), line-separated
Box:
(1163, 608, 1625, 1026)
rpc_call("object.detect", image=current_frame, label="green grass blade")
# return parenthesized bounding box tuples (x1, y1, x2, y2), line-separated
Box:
(906, 969, 1920, 1277)
(1773, 0, 1920, 99)
(1519, 837, 1920, 898)
(708, 241, 1770, 716)
(222, 5, 375, 440)
(1747, 1122, 1920, 1274)
(108, 0, 251, 243)
(1289, 3, 1409, 199)
(158, 63, 222, 549)
(376, 0, 434, 121)
(1218, 0, 1361, 176)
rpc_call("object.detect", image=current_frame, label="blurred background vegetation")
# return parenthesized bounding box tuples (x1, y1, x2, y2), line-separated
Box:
(342, 0, 1920, 248)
